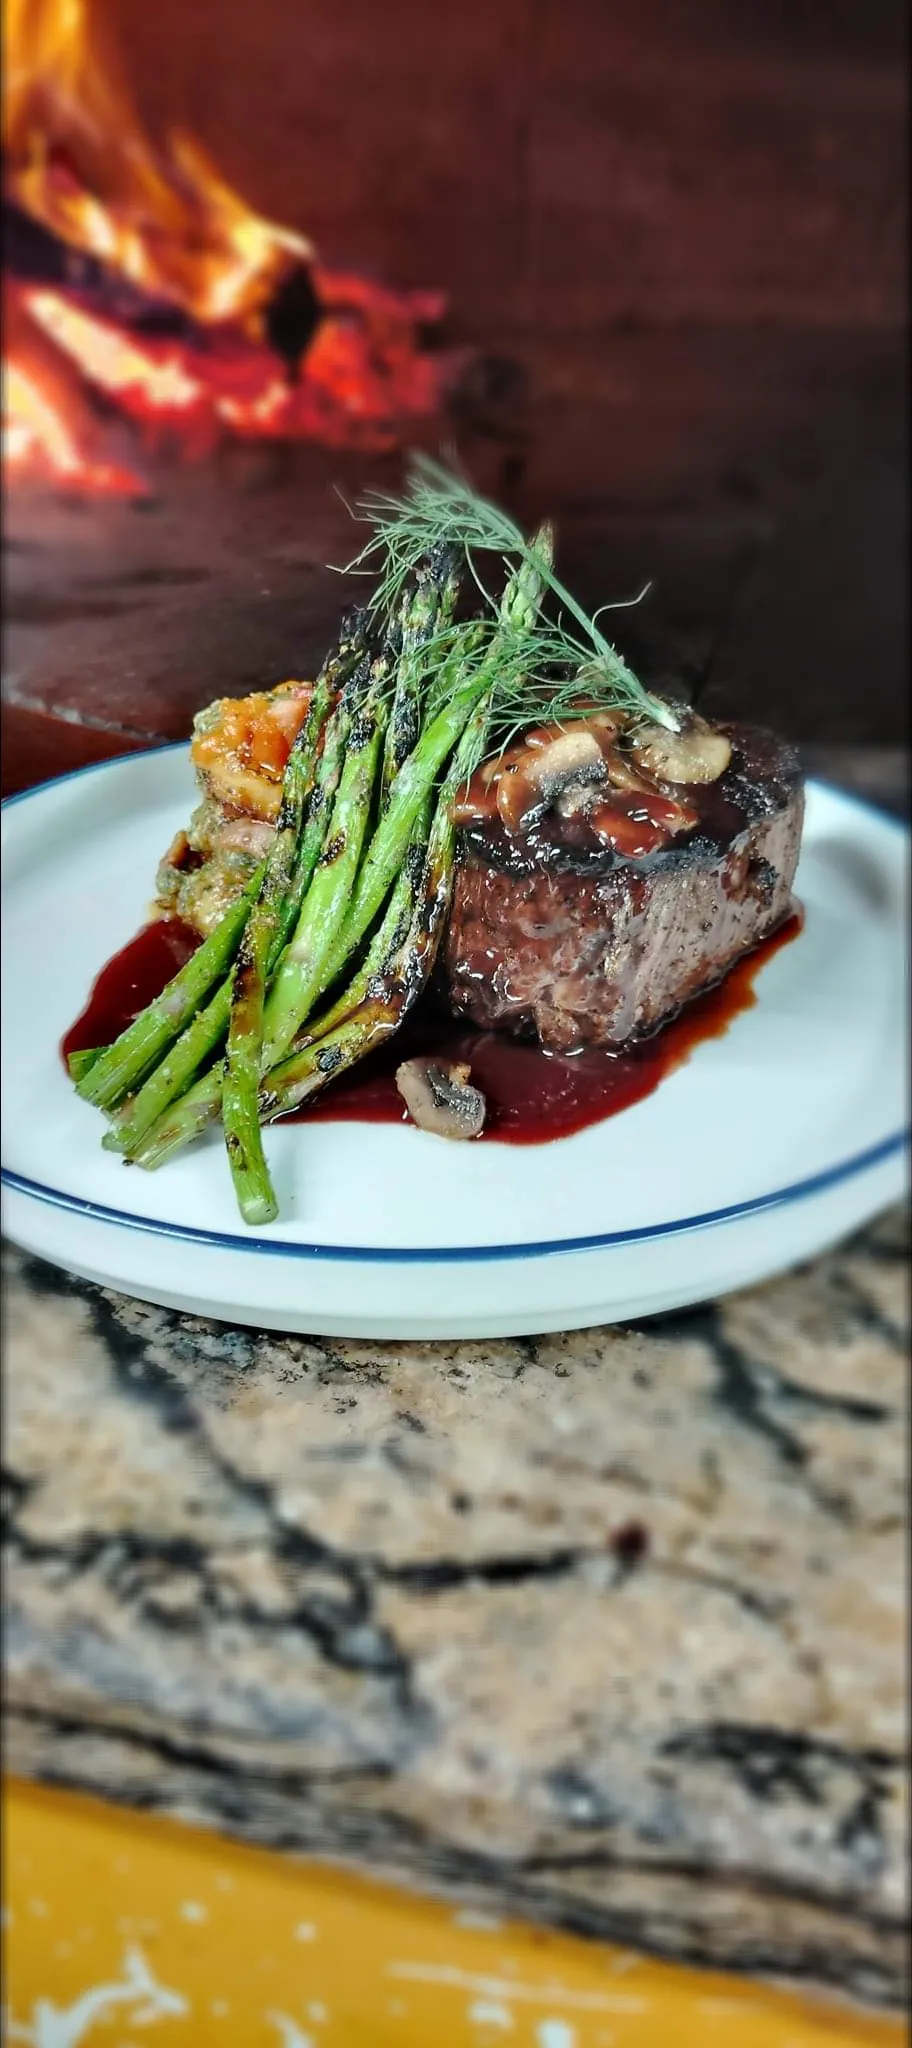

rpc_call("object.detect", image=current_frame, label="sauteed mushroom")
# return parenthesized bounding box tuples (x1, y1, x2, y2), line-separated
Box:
(630, 712, 731, 786)
(495, 727, 607, 831)
(396, 1059, 487, 1140)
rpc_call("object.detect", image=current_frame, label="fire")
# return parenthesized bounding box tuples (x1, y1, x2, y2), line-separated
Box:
(27, 290, 205, 413)
(2, 358, 139, 494)
(3, 0, 449, 493)
(4, 0, 313, 329)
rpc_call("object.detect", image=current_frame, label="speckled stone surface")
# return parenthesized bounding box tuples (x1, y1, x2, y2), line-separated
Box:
(3, 1207, 908, 2009)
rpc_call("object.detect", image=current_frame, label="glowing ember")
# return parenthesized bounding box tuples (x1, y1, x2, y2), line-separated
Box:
(3, 0, 450, 493)
(2, 358, 140, 494)
(27, 290, 206, 413)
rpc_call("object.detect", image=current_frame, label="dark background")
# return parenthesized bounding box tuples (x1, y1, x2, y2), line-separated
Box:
(4, 0, 908, 788)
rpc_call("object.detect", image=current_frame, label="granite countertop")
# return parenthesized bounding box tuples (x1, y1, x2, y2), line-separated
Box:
(3, 748, 908, 2014)
(4, 1208, 908, 2012)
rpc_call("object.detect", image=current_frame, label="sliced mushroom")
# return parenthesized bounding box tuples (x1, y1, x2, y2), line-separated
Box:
(630, 712, 732, 786)
(450, 779, 500, 826)
(496, 727, 607, 831)
(558, 735, 695, 836)
(556, 780, 600, 820)
(587, 792, 697, 857)
(396, 1059, 487, 1140)
(580, 707, 628, 739)
(451, 734, 549, 826)
(601, 747, 661, 797)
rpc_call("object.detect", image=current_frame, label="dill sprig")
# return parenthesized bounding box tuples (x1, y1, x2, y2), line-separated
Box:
(341, 453, 680, 735)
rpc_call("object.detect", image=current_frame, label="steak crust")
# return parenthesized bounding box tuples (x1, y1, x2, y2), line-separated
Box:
(443, 725, 804, 1053)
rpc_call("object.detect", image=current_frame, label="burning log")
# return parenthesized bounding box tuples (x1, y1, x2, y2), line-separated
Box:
(3, 274, 145, 493)
(3, 0, 453, 492)
(3, 192, 452, 491)
(4, 194, 188, 331)
(4, 0, 316, 333)
(4, 194, 324, 374)
(261, 264, 324, 380)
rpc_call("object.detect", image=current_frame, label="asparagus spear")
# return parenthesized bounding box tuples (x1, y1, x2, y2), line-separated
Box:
(219, 645, 380, 1226)
(79, 615, 369, 1122)
(259, 1002, 400, 1126)
(312, 533, 552, 1006)
(67, 1047, 102, 1082)
(259, 692, 491, 1125)
(110, 655, 381, 1168)
(105, 977, 236, 1158)
(257, 674, 389, 1072)
(103, 627, 374, 1162)
(125, 1063, 227, 1171)
(288, 641, 374, 911)
(219, 675, 335, 1225)
(123, 803, 431, 1174)
(76, 867, 266, 1114)
(381, 544, 460, 799)
(297, 800, 430, 1044)
(128, 696, 489, 1177)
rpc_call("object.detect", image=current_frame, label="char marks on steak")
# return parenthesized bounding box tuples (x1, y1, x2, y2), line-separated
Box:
(443, 725, 804, 1053)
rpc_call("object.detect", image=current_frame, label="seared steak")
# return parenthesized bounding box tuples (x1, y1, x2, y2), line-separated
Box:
(443, 724, 804, 1053)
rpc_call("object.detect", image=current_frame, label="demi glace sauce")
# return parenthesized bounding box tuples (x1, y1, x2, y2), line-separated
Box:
(62, 911, 801, 1146)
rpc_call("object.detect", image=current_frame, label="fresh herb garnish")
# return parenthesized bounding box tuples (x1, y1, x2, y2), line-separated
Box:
(342, 453, 680, 736)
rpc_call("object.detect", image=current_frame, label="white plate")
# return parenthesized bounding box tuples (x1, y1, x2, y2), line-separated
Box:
(2, 747, 908, 1337)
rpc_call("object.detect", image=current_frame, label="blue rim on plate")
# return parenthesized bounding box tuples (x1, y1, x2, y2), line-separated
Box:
(3, 749, 909, 1266)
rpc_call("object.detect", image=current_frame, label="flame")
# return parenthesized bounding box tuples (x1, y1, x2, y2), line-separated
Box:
(4, 0, 312, 332)
(3, 0, 449, 492)
(27, 289, 205, 411)
(3, 359, 141, 494)
(15, 282, 443, 455)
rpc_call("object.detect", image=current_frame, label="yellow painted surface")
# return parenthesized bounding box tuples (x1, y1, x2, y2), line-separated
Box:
(4, 1778, 902, 2048)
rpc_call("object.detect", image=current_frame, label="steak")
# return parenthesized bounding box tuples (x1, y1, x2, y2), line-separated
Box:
(443, 724, 804, 1053)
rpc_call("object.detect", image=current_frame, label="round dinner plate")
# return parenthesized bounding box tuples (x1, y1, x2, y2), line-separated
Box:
(2, 747, 908, 1338)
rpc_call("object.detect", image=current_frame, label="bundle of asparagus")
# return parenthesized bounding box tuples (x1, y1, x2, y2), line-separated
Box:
(70, 525, 550, 1225)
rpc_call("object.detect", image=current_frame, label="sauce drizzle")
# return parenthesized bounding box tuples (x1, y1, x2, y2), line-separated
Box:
(62, 912, 801, 1146)
(298, 913, 802, 1142)
(62, 916, 201, 1064)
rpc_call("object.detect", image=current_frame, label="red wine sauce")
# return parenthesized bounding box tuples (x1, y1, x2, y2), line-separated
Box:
(62, 917, 201, 1062)
(62, 912, 802, 1146)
